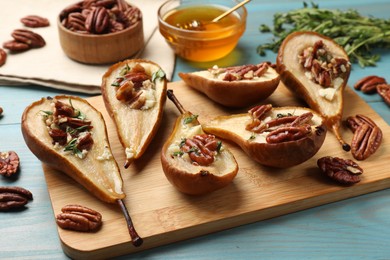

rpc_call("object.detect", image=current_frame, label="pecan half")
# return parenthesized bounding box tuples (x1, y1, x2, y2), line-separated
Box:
(56, 204, 102, 232)
(0, 48, 7, 66)
(0, 186, 33, 211)
(11, 29, 45, 48)
(20, 15, 50, 28)
(266, 125, 311, 143)
(0, 151, 20, 177)
(180, 134, 220, 166)
(317, 156, 362, 185)
(85, 6, 110, 34)
(354, 75, 387, 94)
(0, 106, 3, 116)
(3, 40, 30, 52)
(377, 84, 390, 106)
(346, 114, 382, 160)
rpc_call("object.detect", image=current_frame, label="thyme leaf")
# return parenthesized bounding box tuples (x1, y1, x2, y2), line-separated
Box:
(184, 114, 198, 124)
(151, 69, 166, 82)
(257, 2, 390, 67)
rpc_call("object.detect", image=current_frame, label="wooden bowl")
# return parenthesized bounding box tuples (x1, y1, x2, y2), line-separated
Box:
(57, 16, 144, 65)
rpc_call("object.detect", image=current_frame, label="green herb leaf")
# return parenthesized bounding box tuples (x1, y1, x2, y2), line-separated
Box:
(152, 69, 166, 82)
(216, 141, 222, 153)
(257, 2, 390, 67)
(183, 114, 198, 124)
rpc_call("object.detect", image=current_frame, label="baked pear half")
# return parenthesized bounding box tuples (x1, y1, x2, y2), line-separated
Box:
(203, 104, 327, 168)
(102, 59, 167, 168)
(161, 90, 238, 195)
(21, 95, 124, 203)
(276, 31, 351, 151)
(179, 62, 280, 107)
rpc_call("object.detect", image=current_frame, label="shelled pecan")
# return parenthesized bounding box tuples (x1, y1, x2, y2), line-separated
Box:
(0, 186, 33, 211)
(2, 40, 30, 52)
(20, 15, 50, 28)
(180, 134, 220, 166)
(0, 106, 3, 116)
(0, 151, 20, 177)
(0, 48, 7, 67)
(56, 204, 102, 232)
(377, 84, 390, 106)
(266, 125, 311, 143)
(11, 29, 46, 48)
(317, 156, 363, 185)
(60, 0, 142, 34)
(345, 114, 382, 160)
(222, 63, 269, 81)
(354, 75, 387, 94)
(298, 40, 350, 88)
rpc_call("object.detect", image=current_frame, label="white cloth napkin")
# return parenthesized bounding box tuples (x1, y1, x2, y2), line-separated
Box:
(0, 0, 175, 94)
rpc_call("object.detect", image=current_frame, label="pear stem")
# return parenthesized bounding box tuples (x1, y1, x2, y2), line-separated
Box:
(117, 199, 143, 247)
(167, 89, 186, 114)
(332, 125, 350, 151)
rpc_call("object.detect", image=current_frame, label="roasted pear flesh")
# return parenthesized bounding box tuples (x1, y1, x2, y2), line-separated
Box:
(21, 95, 125, 203)
(102, 59, 167, 168)
(203, 104, 327, 168)
(179, 62, 280, 108)
(276, 31, 351, 151)
(161, 90, 239, 195)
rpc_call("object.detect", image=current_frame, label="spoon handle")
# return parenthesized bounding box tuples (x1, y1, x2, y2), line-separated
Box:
(212, 0, 251, 22)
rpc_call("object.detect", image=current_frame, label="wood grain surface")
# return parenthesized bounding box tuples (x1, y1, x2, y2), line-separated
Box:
(43, 81, 390, 259)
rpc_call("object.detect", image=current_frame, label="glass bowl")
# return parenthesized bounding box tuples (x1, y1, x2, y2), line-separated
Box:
(158, 0, 247, 62)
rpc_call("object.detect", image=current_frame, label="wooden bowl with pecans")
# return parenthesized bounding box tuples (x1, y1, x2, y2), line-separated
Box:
(57, 0, 144, 65)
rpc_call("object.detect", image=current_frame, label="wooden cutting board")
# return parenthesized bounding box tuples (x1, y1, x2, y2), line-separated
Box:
(43, 81, 390, 259)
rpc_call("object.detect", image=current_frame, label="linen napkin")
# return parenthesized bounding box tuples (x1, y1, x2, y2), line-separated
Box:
(0, 0, 175, 94)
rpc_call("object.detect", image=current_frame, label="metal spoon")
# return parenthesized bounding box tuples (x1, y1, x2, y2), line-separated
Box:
(180, 0, 251, 30)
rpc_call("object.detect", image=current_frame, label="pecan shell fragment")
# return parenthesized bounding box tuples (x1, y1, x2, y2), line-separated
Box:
(0, 186, 33, 211)
(0, 151, 20, 177)
(317, 156, 363, 185)
(56, 204, 102, 232)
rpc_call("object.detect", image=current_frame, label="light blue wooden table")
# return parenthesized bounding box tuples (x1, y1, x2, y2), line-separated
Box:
(1, 1, 389, 259)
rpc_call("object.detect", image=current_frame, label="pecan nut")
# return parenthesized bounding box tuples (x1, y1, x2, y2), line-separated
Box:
(346, 114, 382, 160)
(0, 186, 33, 211)
(11, 29, 46, 48)
(0, 48, 7, 66)
(20, 15, 50, 28)
(0, 151, 20, 177)
(266, 125, 311, 143)
(377, 84, 390, 106)
(354, 75, 387, 94)
(180, 134, 220, 166)
(317, 156, 363, 185)
(85, 6, 110, 34)
(56, 204, 102, 232)
(3, 40, 30, 52)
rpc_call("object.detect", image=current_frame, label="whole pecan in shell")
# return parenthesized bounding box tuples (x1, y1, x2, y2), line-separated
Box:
(11, 29, 45, 48)
(0, 186, 33, 211)
(20, 15, 50, 28)
(0, 151, 20, 177)
(317, 156, 362, 185)
(56, 204, 102, 232)
(0, 48, 7, 66)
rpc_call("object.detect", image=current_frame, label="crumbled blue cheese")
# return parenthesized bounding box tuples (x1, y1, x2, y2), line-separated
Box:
(97, 146, 112, 161)
(125, 147, 135, 160)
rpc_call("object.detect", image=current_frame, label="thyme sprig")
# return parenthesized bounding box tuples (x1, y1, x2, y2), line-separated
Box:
(257, 2, 390, 67)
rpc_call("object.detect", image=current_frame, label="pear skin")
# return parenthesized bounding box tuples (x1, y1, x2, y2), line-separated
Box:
(102, 59, 167, 168)
(161, 90, 239, 195)
(179, 63, 280, 108)
(276, 31, 351, 151)
(21, 95, 125, 203)
(203, 106, 327, 168)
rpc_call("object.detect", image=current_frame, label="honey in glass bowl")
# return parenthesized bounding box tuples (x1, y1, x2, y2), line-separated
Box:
(158, 0, 247, 62)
